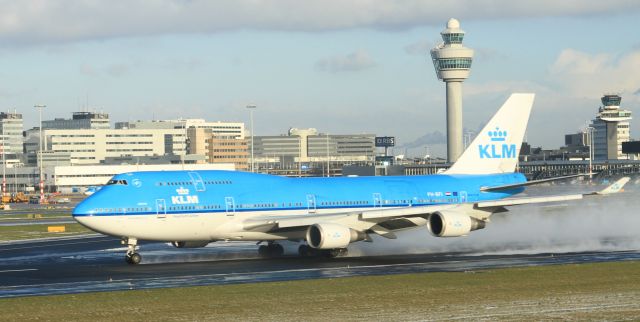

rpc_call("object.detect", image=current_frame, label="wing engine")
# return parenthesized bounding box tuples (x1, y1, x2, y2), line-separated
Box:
(306, 223, 367, 249)
(427, 210, 486, 237)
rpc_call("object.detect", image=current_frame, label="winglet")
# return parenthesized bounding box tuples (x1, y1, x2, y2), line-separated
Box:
(446, 93, 534, 175)
(597, 177, 630, 195)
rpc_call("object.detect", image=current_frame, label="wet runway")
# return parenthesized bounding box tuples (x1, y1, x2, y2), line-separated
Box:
(1, 234, 638, 298)
(1, 182, 639, 298)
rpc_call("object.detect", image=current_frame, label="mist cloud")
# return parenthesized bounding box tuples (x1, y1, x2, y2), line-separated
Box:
(350, 181, 640, 256)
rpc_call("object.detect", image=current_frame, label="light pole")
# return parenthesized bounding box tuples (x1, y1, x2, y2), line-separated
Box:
(326, 133, 330, 177)
(34, 104, 46, 203)
(1, 124, 5, 199)
(246, 105, 256, 172)
(587, 126, 594, 180)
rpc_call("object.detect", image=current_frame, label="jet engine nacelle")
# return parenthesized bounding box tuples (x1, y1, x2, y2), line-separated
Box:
(306, 223, 365, 249)
(171, 241, 211, 248)
(427, 211, 486, 237)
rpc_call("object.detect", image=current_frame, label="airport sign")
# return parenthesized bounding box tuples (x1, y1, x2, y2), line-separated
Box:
(375, 136, 395, 147)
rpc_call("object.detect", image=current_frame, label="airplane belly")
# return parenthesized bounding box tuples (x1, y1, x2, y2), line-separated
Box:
(77, 213, 220, 241)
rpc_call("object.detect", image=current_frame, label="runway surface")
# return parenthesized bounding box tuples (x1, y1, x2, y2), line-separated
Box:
(1, 234, 638, 298)
(1, 182, 639, 298)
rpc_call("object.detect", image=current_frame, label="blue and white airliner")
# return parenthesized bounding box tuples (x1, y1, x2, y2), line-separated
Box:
(72, 94, 628, 264)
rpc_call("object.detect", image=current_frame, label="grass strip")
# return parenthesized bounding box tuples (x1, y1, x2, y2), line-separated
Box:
(0, 261, 637, 321)
(0, 223, 91, 241)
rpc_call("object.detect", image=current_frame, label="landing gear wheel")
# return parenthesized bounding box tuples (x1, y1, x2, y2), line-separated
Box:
(272, 244, 284, 257)
(126, 253, 142, 265)
(122, 237, 141, 265)
(258, 245, 269, 257)
(327, 248, 348, 258)
(298, 244, 311, 257)
(258, 243, 285, 258)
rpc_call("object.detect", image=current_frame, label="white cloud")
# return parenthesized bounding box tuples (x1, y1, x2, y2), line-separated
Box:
(549, 48, 640, 100)
(315, 50, 376, 73)
(0, 0, 639, 45)
(404, 40, 434, 56)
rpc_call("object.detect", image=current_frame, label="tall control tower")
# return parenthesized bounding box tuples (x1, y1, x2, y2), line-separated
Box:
(591, 94, 632, 160)
(430, 18, 474, 162)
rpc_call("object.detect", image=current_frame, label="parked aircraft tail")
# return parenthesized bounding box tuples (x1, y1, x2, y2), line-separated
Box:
(446, 93, 535, 175)
(595, 177, 630, 195)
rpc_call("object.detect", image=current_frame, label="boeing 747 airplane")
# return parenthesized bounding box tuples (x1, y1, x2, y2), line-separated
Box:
(72, 93, 628, 264)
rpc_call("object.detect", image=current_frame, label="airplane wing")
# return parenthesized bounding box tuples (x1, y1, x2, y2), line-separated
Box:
(243, 177, 630, 237)
(243, 204, 458, 237)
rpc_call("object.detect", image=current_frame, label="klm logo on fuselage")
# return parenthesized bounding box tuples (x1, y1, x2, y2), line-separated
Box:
(171, 187, 199, 204)
(478, 127, 516, 159)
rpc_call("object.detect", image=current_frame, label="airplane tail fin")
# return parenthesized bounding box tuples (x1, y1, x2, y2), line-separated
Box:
(446, 93, 535, 175)
(597, 177, 630, 195)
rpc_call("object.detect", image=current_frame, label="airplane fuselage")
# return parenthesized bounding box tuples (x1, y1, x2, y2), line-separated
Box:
(72, 170, 525, 242)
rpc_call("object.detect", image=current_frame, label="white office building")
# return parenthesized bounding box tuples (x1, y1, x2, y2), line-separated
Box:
(0, 111, 24, 156)
(39, 128, 188, 165)
(117, 119, 245, 139)
(253, 128, 375, 163)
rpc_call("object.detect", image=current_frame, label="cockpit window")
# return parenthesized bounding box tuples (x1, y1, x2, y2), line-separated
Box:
(107, 179, 128, 185)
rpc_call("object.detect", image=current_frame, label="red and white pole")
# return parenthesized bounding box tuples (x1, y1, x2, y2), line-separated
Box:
(40, 180, 44, 203)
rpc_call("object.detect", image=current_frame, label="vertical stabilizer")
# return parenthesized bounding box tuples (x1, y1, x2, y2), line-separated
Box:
(445, 93, 535, 175)
(597, 177, 630, 195)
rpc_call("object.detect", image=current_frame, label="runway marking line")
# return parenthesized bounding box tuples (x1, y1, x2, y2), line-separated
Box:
(0, 269, 38, 273)
(0, 237, 111, 252)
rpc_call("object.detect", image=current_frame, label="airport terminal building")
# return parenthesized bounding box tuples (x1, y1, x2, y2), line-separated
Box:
(252, 128, 375, 175)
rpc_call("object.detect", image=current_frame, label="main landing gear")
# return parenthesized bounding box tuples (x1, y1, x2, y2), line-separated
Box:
(122, 237, 142, 265)
(298, 244, 348, 258)
(255, 242, 348, 259)
(258, 242, 284, 258)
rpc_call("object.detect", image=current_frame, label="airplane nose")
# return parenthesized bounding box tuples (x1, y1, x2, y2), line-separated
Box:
(72, 198, 94, 218)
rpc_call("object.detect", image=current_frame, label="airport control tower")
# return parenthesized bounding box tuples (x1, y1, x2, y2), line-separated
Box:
(430, 18, 474, 162)
(591, 94, 632, 160)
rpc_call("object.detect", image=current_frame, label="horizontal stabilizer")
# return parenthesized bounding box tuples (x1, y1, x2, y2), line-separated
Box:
(480, 173, 593, 192)
(477, 194, 584, 208)
(477, 177, 630, 208)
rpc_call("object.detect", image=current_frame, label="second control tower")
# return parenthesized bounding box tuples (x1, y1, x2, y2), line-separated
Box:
(430, 18, 474, 162)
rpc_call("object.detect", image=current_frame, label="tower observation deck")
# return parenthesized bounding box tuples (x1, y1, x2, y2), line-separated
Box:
(430, 18, 474, 162)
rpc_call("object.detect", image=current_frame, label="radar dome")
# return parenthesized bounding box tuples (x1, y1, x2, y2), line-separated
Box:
(447, 18, 460, 29)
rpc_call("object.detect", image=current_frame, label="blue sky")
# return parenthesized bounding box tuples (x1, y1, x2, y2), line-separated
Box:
(1, 1, 640, 157)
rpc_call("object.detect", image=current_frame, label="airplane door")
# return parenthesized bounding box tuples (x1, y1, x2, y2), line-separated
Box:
(306, 194, 316, 214)
(156, 199, 167, 218)
(459, 191, 468, 203)
(188, 172, 206, 192)
(225, 197, 235, 216)
(373, 193, 382, 208)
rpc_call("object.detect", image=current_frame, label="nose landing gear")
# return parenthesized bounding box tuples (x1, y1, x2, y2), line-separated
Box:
(122, 237, 142, 265)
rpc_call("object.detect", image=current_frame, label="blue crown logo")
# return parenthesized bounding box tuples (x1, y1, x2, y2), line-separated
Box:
(176, 187, 190, 195)
(488, 127, 507, 142)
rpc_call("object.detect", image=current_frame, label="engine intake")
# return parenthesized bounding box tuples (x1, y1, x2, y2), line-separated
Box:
(306, 223, 365, 249)
(427, 211, 486, 237)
